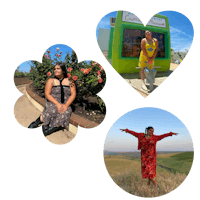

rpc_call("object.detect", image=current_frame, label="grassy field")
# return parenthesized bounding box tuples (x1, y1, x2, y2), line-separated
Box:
(104, 151, 193, 197)
(156, 151, 193, 175)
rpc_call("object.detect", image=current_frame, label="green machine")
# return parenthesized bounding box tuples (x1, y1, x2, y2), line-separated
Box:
(108, 11, 171, 74)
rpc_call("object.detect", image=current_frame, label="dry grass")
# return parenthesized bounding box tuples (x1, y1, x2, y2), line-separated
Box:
(157, 153, 180, 158)
(105, 156, 141, 176)
(112, 170, 186, 197)
(104, 155, 188, 197)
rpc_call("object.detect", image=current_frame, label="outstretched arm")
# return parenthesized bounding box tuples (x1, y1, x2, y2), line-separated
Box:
(156, 132, 178, 142)
(120, 129, 141, 138)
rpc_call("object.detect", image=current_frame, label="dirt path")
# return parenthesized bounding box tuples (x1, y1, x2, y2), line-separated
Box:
(14, 84, 75, 145)
(170, 63, 179, 71)
(157, 164, 176, 173)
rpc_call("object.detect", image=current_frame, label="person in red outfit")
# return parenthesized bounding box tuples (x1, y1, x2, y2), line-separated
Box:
(120, 127, 178, 187)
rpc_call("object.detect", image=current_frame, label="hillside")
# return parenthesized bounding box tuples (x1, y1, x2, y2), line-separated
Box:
(104, 150, 185, 157)
(104, 151, 193, 197)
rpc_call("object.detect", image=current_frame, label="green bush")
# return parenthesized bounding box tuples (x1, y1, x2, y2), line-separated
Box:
(27, 47, 106, 111)
(14, 66, 29, 77)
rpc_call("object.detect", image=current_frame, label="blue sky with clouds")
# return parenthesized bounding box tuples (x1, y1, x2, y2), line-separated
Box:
(18, 44, 93, 72)
(104, 107, 193, 152)
(96, 10, 194, 53)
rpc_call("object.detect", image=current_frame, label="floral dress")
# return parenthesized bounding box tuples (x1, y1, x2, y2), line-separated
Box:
(42, 78, 72, 130)
(125, 129, 173, 179)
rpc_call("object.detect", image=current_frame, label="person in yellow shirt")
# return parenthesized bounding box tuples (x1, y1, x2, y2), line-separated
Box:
(138, 30, 158, 90)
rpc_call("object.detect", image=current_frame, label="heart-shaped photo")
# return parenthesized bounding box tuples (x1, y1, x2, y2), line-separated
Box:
(96, 11, 194, 97)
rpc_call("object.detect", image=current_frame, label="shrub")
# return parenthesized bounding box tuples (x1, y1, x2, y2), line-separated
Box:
(27, 47, 106, 111)
(14, 66, 29, 77)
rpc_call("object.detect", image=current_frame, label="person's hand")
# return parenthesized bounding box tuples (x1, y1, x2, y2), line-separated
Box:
(172, 132, 178, 136)
(120, 129, 126, 132)
(147, 57, 151, 62)
(60, 104, 68, 114)
(56, 103, 64, 114)
(148, 57, 154, 64)
(150, 57, 154, 61)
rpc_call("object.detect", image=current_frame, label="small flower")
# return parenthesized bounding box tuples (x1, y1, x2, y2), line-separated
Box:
(98, 78, 103, 83)
(72, 75, 78, 81)
(60, 51, 62, 54)
(44, 54, 47, 58)
(56, 47, 60, 51)
(84, 69, 90, 74)
(100, 65, 104, 71)
(67, 67, 73, 72)
(30, 69, 32, 72)
(47, 50, 51, 54)
(47, 71, 51, 76)
(47, 56, 50, 59)
(56, 54, 61, 57)
(97, 70, 101, 75)
(78, 81, 81, 84)
(80, 68, 84, 72)
(92, 62, 98, 67)
(67, 73, 71, 78)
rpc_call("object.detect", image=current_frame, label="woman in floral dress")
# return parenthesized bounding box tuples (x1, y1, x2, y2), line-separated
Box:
(120, 127, 178, 187)
(28, 62, 76, 136)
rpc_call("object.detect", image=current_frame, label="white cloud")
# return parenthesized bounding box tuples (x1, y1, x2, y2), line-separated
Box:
(170, 26, 193, 52)
(98, 18, 110, 29)
(170, 26, 192, 39)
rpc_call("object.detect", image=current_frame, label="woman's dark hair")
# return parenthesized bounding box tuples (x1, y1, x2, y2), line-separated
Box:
(52, 62, 67, 78)
(145, 126, 154, 135)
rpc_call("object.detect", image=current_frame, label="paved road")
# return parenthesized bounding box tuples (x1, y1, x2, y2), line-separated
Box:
(14, 84, 76, 145)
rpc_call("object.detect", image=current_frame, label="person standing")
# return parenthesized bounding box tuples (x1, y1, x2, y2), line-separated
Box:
(120, 127, 178, 187)
(138, 30, 158, 90)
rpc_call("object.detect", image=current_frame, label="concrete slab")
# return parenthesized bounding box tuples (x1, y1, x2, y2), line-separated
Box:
(120, 63, 179, 97)
(123, 76, 167, 95)
(17, 84, 28, 95)
(14, 85, 76, 145)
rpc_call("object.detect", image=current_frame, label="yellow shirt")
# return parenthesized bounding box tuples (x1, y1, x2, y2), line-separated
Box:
(138, 39, 156, 70)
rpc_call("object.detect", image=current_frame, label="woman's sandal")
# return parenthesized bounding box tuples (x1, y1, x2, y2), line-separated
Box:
(28, 116, 43, 128)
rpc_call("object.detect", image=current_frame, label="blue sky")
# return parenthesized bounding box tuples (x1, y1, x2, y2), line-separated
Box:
(104, 107, 193, 152)
(96, 10, 194, 52)
(18, 44, 90, 72)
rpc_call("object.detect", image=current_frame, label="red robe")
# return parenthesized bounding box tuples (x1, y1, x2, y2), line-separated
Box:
(125, 129, 173, 179)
